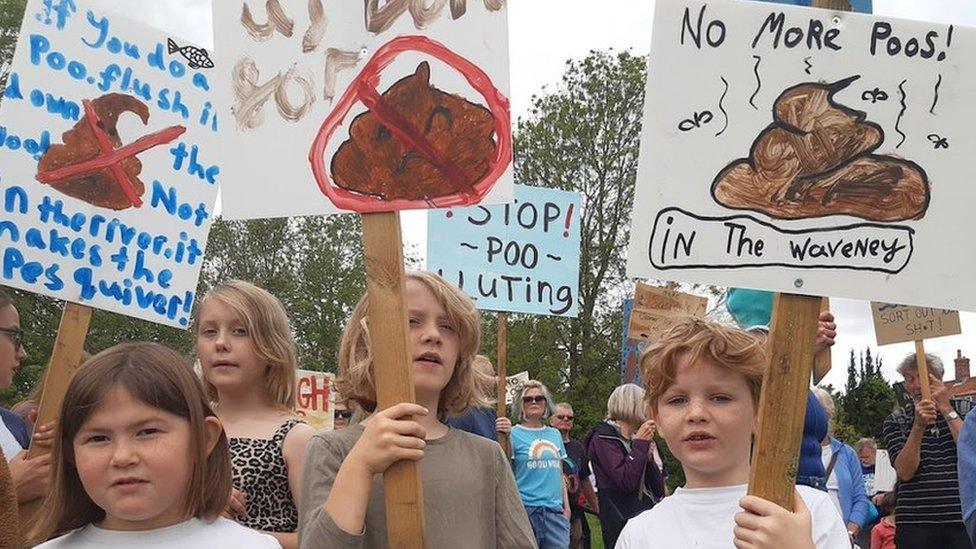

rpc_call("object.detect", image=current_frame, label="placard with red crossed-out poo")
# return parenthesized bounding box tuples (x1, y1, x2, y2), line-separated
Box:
(0, 0, 219, 328)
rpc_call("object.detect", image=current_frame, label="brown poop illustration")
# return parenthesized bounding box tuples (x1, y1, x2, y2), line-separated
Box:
(330, 61, 496, 201)
(711, 76, 929, 222)
(37, 93, 151, 210)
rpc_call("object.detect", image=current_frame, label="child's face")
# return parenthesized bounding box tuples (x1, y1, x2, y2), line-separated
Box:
(197, 298, 266, 392)
(406, 280, 460, 400)
(653, 355, 757, 489)
(73, 386, 198, 531)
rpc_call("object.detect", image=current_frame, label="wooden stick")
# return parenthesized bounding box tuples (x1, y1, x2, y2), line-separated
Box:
(361, 211, 425, 549)
(496, 312, 510, 456)
(915, 340, 932, 401)
(748, 293, 822, 509)
(20, 302, 92, 527)
(812, 297, 831, 384)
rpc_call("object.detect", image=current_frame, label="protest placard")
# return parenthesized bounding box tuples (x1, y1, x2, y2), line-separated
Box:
(0, 0, 219, 328)
(295, 369, 335, 431)
(428, 185, 581, 316)
(626, 0, 976, 312)
(870, 302, 961, 345)
(213, 1, 512, 218)
(620, 298, 646, 386)
(504, 370, 529, 406)
(628, 283, 707, 342)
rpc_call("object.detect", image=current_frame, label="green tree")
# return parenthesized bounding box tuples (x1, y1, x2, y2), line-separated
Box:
(505, 49, 647, 428)
(0, 0, 26, 99)
(838, 346, 896, 442)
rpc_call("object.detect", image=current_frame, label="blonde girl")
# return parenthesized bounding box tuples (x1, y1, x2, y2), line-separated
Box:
(196, 280, 316, 549)
(298, 272, 535, 548)
(29, 343, 278, 548)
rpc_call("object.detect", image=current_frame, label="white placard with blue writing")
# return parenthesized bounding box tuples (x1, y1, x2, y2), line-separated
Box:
(427, 185, 580, 317)
(0, 0, 218, 327)
(626, 0, 976, 312)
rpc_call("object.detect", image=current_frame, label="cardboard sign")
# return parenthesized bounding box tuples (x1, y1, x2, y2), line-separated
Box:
(870, 302, 961, 345)
(505, 370, 529, 406)
(628, 284, 706, 341)
(0, 1, 219, 327)
(625, 0, 976, 312)
(762, 0, 872, 10)
(213, 0, 512, 218)
(295, 369, 334, 431)
(428, 185, 581, 316)
(620, 298, 647, 386)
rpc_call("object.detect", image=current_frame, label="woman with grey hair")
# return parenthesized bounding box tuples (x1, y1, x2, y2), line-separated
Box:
(584, 384, 665, 548)
(510, 380, 570, 549)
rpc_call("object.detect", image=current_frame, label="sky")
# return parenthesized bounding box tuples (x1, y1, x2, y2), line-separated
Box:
(82, 0, 975, 391)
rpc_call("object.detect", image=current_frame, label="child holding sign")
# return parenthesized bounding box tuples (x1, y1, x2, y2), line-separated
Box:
(298, 272, 535, 548)
(616, 320, 848, 548)
(196, 281, 316, 549)
(28, 343, 279, 547)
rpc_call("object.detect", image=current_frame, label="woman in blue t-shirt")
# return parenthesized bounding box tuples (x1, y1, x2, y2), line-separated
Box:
(508, 379, 570, 549)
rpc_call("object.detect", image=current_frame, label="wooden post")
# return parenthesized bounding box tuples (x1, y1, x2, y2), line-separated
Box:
(748, 293, 822, 509)
(496, 312, 510, 456)
(361, 211, 425, 549)
(812, 297, 832, 384)
(20, 302, 92, 526)
(915, 340, 932, 400)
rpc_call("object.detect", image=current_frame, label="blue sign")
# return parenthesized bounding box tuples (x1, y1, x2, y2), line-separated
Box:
(620, 298, 646, 386)
(427, 185, 581, 317)
(757, 0, 872, 13)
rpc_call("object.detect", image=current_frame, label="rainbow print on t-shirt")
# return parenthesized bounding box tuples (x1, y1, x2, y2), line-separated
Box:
(529, 439, 562, 460)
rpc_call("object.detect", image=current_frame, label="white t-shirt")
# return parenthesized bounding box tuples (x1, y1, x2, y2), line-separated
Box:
(0, 419, 23, 461)
(35, 517, 280, 548)
(615, 484, 848, 549)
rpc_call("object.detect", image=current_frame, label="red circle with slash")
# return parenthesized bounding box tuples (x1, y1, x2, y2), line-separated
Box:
(308, 35, 511, 213)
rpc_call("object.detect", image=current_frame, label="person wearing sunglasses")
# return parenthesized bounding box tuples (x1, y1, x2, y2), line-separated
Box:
(510, 380, 570, 549)
(0, 289, 53, 513)
(550, 402, 599, 549)
(332, 398, 354, 430)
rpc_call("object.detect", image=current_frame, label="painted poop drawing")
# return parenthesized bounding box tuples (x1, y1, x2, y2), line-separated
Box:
(330, 61, 496, 202)
(35, 93, 186, 210)
(309, 35, 511, 213)
(711, 76, 930, 222)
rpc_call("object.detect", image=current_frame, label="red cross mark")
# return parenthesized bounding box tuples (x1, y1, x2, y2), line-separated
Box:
(36, 99, 187, 208)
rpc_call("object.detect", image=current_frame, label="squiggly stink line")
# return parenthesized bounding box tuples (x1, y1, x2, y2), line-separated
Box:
(716, 77, 729, 137)
(750, 55, 761, 110)
(895, 79, 907, 148)
(930, 74, 942, 115)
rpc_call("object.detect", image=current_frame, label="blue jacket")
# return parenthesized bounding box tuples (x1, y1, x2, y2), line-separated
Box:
(0, 408, 29, 450)
(827, 437, 871, 527)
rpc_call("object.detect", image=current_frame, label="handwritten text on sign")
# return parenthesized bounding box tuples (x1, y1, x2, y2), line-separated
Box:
(0, 0, 219, 327)
(296, 369, 334, 431)
(626, 0, 976, 312)
(870, 302, 961, 346)
(428, 185, 581, 316)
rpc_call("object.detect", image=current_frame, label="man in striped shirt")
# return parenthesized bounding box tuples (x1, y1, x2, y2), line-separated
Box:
(882, 353, 971, 549)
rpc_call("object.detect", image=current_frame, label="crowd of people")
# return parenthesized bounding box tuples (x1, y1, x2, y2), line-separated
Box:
(0, 277, 975, 548)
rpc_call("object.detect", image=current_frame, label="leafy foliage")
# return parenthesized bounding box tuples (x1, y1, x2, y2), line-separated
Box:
(0, 0, 26, 100)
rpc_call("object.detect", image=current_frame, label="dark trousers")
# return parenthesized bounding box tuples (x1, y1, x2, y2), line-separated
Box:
(894, 523, 973, 549)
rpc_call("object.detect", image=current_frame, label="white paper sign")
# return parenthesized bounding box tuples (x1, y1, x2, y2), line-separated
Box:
(505, 370, 529, 406)
(213, 1, 512, 218)
(626, 0, 976, 312)
(0, 1, 219, 327)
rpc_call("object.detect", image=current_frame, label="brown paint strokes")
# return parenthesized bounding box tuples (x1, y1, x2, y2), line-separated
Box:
(711, 76, 930, 222)
(366, 0, 505, 34)
(233, 58, 315, 129)
(324, 48, 362, 104)
(303, 0, 327, 53)
(330, 61, 496, 201)
(241, 0, 294, 40)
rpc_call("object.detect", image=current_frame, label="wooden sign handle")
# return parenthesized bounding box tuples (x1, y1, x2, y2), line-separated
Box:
(915, 340, 932, 401)
(496, 312, 510, 456)
(748, 293, 822, 509)
(812, 297, 831, 384)
(20, 302, 92, 527)
(361, 211, 425, 549)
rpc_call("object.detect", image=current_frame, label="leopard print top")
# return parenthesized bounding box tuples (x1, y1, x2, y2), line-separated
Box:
(229, 418, 304, 532)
